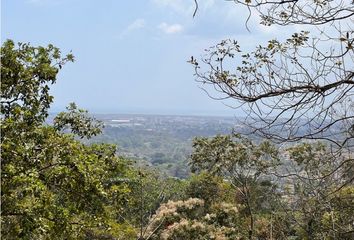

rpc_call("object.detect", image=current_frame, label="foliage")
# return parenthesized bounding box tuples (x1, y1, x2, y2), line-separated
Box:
(190, 0, 354, 147)
(188, 136, 354, 239)
(119, 168, 188, 240)
(1, 40, 136, 239)
(87, 115, 234, 179)
(3, 0, 354, 237)
(279, 142, 354, 239)
(189, 1, 354, 238)
(144, 198, 240, 240)
(185, 172, 234, 208)
(190, 135, 280, 239)
(191, 134, 279, 175)
(1, 39, 73, 124)
(54, 102, 103, 139)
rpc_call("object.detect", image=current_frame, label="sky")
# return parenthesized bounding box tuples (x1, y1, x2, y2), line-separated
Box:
(2, 0, 284, 116)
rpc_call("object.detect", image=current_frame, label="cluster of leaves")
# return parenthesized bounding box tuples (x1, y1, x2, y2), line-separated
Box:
(142, 132, 353, 239)
(184, 135, 354, 239)
(144, 198, 240, 240)
(1, 40, 73, 123)
(54, 102, 103, 139)
(1, 40, 138, 239)
(282, 143, 354, 239)
(191, 1, 354, 152)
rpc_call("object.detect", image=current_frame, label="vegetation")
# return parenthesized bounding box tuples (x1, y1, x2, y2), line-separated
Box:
(187, 0, 354, 238)
(0, 40, 182, 239)
(1, 40, 135, 239)
(2, 0, 354, 238)
(87, 114, 234, 178)
(190, 0, 354, 147)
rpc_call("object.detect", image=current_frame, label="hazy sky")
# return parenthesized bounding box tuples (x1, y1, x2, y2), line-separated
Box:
(2, 0, 284, 116)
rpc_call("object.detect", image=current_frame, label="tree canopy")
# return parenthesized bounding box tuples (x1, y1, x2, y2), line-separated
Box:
(2, 1, 354, 238)
(1, 40, 136, 239)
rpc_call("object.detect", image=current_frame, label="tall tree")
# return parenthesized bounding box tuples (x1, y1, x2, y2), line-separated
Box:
(1, 40, 135, 239)
(281, 142, 354, 239)
(190, 135, 280, 239)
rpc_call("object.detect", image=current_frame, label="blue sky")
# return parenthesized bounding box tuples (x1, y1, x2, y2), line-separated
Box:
(2, 0, 283, 116)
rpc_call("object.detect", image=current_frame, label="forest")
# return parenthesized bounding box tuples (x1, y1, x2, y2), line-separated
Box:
(1, 0, 354, 239)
